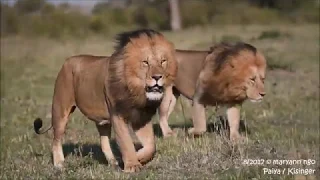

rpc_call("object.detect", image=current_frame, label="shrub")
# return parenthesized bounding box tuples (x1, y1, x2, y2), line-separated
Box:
(89, 15, 109, 34)
(180, 1, 210, 27)
(211, 1, 281, 25)
(257, 30, 291, 40)
(1, 4, 20, 35)
(144, 7, 167, 29)
(92, 2, 110, 15)
(14, 0, 46, 14)
(266, 54, 293, 71)
(220, 35, 242, 43)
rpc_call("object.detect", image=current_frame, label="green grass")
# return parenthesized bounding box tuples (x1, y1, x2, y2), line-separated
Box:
(1, 24, 319, 179)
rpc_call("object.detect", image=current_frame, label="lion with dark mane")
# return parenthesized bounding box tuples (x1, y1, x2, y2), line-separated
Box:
(33, 29, 177, 172)
(158, 42, 266, 141)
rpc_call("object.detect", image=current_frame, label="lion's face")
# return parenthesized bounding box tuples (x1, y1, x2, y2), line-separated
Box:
(142, 57, 170, 101)
(236, 52, 267, 103)
(123, 34, 177, 102)
(205, 45, 267, 104)
(244, 65, 266, 103)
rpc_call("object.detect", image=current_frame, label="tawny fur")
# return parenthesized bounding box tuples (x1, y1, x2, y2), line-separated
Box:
(33, 29, 177, 173)
(158, 42, 267, 140)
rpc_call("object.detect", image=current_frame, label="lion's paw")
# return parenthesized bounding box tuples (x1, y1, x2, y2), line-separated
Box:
(108, 159, 119, 168)
(187, 128, 206, 137)
(230, 133, 246, 144)
(123, 162, 143, 173)
(53, 162, 64, 171)
(163, 130, 177, 138)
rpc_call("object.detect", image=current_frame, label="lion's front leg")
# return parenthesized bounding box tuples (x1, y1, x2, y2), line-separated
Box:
(112, 114, 142, 173)
(134, 121, 155, 164)
(226, 105, 244, 142)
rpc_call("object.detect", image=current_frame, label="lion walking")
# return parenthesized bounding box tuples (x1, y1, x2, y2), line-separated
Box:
(34, 29, 177, 172)
(158, 42, 267, 141)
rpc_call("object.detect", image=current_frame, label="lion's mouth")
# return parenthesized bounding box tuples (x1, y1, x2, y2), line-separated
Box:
(146, 84, 164, 93)
(250, 99, 262, 103)
(145, 84, 164, 101)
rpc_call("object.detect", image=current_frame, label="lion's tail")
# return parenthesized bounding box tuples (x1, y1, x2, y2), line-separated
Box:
(33, 118, 52, 134)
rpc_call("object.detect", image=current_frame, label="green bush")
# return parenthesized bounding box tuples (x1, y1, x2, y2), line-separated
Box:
(211, 1, 281, 25)
(19, 9, 91, 38)
(92, 2, 110, 15)
(181, 1, 210, 27)
(266, 55, 293, 71)
(132, 5, 168, 30)
(144, 7, 167, 29)
(257, 30, 291, 40)
(220, 35, 242, 43)
(89, 15, 109, 34)
(111, 8, 131, 25)
(1, 4, 20, 35)
(14, 0, 46, 14)
(285, 1, 320, 23)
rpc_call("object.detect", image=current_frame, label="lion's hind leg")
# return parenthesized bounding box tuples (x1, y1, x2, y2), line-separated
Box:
(52, 105, 75, 169)
(51, 60, 76, 168)
(95, 123, 118, 167)
(188, 87, 207, 136)
(158, 86, 180, 137)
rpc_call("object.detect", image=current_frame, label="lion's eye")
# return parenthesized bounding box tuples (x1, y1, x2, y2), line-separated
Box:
(142, 60, 149, 66)
(161, 59, 167, 65)
(250, 77, 256, 83)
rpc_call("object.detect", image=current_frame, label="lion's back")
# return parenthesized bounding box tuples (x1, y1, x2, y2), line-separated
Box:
(65, 55, 108, 73)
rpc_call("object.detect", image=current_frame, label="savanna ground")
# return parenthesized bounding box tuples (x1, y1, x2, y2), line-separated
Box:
(1, 24, 319, 180)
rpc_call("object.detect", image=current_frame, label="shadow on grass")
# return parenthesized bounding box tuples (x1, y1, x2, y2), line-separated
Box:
(62, 141, 143, 169)
(61, 116, 250, 168)
(153, 116, 250, 138)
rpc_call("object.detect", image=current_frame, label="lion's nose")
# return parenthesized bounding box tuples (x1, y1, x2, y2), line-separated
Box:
(152, 74, 162, 81)
(260, 92, 266, 97)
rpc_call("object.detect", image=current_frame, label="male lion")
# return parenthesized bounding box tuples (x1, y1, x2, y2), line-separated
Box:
(33, 29, 177, 172)
(158, 42, 266, 141)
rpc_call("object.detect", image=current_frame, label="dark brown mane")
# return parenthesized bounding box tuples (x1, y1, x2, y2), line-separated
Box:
(113, 29, 162, 53)
(210, 42, 257, 73)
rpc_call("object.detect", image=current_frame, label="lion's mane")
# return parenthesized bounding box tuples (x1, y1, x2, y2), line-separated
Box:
(200, 42, 266, 105)
(107, 29, 177, 118)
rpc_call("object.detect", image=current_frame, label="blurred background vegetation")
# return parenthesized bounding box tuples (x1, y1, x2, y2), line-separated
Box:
(1, 0, 319, 39)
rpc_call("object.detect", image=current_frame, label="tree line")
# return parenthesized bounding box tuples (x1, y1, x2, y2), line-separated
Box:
(1, 0, 318, 38)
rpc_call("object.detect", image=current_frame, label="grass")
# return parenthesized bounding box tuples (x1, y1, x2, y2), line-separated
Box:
(1, 24, 319, 179)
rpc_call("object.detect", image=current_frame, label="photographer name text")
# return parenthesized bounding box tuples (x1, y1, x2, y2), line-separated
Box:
(241, 159, 317, 175)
